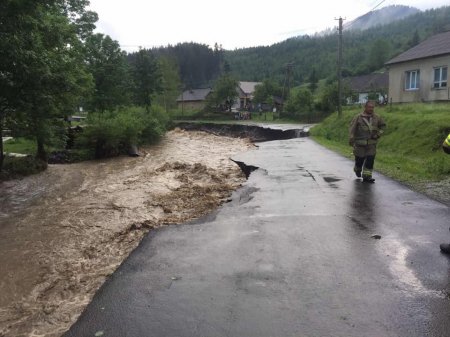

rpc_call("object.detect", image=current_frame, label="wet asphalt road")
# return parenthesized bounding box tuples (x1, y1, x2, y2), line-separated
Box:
(64, 136, 450, 337)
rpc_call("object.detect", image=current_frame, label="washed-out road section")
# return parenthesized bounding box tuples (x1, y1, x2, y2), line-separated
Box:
(64, 125, 450, 337)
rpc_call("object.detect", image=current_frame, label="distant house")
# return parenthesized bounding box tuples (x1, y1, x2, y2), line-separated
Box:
(385, 30, 450, 103)
(176, 82, 262, 112)
(344, 73, 389, 105)
(236, 81, 261, 109)
(176, 88, 212, 110)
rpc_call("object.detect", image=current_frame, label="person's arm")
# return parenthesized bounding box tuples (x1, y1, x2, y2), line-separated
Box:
(443, 133, 450, 154)
(375, 115, 386, 138)
(349, 115, 358, 146)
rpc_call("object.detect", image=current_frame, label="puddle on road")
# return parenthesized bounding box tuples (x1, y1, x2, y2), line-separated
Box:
(322, 176, 341, 183)
(0, 129, 253, 337)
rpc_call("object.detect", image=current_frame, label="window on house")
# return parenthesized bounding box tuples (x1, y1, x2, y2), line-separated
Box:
(405, 70, 420, 90)
(433, 66, 447, 89)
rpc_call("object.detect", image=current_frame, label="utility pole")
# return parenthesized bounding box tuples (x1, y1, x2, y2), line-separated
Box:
(181, 90, 184, 116)
(281, 62, 294, 117)
(336, 17, 345, 118)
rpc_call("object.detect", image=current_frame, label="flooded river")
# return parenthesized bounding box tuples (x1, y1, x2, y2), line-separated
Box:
(0, 129, 253, 337)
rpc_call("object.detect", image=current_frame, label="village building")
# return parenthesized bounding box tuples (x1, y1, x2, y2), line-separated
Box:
(236, 81, 261, 109)
(176, 88, 212, 111)
(344, 73, 389, 105)
(385, 30, 450, 103)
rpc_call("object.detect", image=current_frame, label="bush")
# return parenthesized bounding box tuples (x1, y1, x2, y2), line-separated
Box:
(0, 156, 47, 180)
(284, 88, 314, 121)
(76, 106, 169, 158)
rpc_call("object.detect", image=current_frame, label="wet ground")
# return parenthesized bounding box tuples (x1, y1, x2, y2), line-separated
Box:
(63, 136, 450, 337)
(0, 129, 253, 337)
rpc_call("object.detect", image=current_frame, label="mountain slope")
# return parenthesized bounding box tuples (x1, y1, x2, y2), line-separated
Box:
(345, 5, 420, 31)
(224, 6, 450, 85)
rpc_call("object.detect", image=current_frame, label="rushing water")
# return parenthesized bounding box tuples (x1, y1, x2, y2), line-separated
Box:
(0, 129, 251, 337)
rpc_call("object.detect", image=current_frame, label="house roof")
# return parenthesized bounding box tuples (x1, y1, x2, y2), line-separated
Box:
(385, 30, 450, 65)
(344, 73, 388, 92)
(239, 82, 261, 95)
(177, 88, 212, 102)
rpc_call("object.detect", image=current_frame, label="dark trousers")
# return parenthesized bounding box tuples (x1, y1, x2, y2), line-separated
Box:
(354, 155, 375, 177)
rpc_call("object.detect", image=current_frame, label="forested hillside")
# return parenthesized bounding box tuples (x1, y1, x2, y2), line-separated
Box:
(224, 6, 450, 85)
(143, 6, 450, 89)
(345, 5, 420, 31)
(151, 43, 224, 88)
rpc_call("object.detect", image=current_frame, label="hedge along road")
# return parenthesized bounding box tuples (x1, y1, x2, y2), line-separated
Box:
(64, 133, 450, 337)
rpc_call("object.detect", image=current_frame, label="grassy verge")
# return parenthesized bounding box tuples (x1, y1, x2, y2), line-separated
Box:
(1, 138, 48, 180)
(310, 103, 450, 198)
(3, 137, 36, 155)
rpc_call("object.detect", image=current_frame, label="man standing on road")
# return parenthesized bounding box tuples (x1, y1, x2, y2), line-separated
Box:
(439, 133, 450, 254)
(349, 100, 386, 183)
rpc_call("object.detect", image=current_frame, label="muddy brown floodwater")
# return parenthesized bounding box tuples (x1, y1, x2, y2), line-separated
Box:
(0, 129, 254, 337)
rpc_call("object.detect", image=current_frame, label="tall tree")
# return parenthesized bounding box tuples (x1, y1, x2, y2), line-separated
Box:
(408, 30, 420, 48)
(153, 42, 222, 88)
(130, 49, 163, 112)
(0, 0, 97, 163)
(84, 33, 132, 112)
(154, 56, 181, 112)
(208, 75, 238, 112)
(366, 39, 391, 72)
(308, 68, 318, 93)
(284, 87, 314, 120)
(253, 79, 283, 104)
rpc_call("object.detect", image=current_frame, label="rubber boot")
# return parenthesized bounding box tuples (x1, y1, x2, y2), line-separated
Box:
(362, 176, 375, 183)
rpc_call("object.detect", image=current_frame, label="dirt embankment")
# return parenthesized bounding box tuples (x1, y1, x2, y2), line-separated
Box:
(0, 129, 254, 337)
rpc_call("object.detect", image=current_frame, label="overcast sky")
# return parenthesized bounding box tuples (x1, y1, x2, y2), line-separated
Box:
(87, 0, 449, 52)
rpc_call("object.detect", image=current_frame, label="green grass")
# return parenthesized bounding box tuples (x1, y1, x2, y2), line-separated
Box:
(310, 103, 450, 185)
(3, 137, 36, 155)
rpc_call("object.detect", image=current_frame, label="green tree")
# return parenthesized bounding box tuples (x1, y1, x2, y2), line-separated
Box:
(308, 68, 318, 93)
(408, 30, 420, 48)
(130, 49, 163, 112)
(319, 82, 339, 113)
(84, 33, 132, 112)
(153, 42, 223, 88)
(0, 0, 96, 163)
(208, 75, 238, 112)
(154, 56, 181, 112)
(284, 87, 314, 120)
(253, 79, 283, 105)
(319, 81, 351, 113)
(366, 39, 391, 72)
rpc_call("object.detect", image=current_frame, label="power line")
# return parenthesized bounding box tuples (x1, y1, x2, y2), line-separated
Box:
(334, 0, 387, 117)
(345, 0, 387, 29)
(371, 0, 387, 12)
